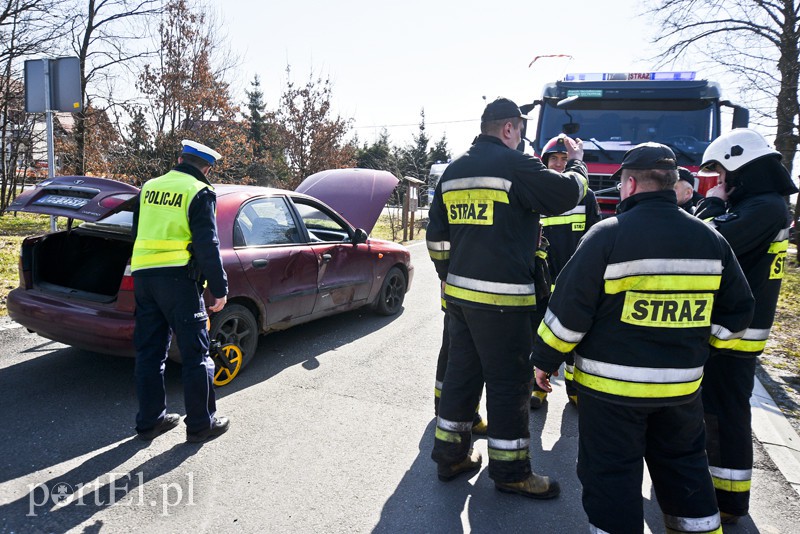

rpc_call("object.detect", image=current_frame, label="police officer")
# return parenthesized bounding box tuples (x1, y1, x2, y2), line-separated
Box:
(675, 166, 702, 213)
(532, 142, 754, 533)
(694, 128, 798, 523)
(530, 134, 601, 409)
(427, 97, 587, 498)
(132, 140, 230, 443)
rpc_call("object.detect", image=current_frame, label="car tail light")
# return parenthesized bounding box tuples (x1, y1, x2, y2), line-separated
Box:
(116, 262, 136, 312)
(99, 193, 136, 209)
(18, 255, 32, 289)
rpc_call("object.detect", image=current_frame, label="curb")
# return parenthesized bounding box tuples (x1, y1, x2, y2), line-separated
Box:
(751, 377, 800, 496)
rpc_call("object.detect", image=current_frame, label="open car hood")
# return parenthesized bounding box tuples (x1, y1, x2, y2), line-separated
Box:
(296, 168, 398, 233)
(5, 176, 139, 222)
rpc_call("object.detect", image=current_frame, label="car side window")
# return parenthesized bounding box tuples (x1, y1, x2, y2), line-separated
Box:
(236, 197, 299, 246)
(294, 201, 351, 243)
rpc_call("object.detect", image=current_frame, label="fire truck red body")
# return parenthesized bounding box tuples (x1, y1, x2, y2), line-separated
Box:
(523, 72, 749, 216)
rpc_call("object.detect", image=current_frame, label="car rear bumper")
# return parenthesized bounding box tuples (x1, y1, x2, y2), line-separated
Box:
(7, 288, 135, 357)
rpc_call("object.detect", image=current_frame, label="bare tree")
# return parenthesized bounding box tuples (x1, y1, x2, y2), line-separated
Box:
(277, 66, 355, 189)
(0, 0, 63, 210)
(645, 1, 799, 172)
(133, 0, 245, 182)
(66, 0, 162, 175)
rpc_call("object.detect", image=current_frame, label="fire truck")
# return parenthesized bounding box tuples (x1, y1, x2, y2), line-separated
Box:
(522, 71, 750, 216)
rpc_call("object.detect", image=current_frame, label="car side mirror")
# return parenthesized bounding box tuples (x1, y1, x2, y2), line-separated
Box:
(352, 228, 368, 245)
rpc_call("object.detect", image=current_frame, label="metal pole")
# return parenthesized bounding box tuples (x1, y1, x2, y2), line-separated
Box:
(43, 59, 56, 231)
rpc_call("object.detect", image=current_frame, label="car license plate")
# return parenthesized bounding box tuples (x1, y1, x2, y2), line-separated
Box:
(33, 194, 90, 209)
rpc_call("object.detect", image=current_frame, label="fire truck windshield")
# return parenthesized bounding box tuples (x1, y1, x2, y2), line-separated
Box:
(537, 99, 716, 164)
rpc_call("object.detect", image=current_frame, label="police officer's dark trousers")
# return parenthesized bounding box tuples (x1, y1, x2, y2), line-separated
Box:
(702, 351, 756, 516)
(577, 393, 719, 534)
(432, 302, 533, 483)
(134, 274, 216, 434)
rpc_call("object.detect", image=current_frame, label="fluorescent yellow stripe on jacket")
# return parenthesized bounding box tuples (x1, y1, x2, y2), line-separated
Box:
(541, 213, 586, 227)
(574, 368, 702, 398)
(445, 273, 536, 307)
(574, 355, 704, 399)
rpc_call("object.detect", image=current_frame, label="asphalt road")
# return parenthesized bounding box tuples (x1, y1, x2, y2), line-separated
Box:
(0, 242, 798, 533)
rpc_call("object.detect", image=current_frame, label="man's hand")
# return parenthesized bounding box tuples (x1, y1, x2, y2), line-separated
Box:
(208, 295, 227, 313)
(565, 136, 584, 162)
(534, 367, 557, 392)
(706, 183, 730, 201)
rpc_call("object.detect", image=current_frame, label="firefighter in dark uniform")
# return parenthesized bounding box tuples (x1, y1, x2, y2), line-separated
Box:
(694, 128, 798, 523)
(532, 142, 754, 533)
(530, 134, 601, 409)
(132, 140, 230, 443)
(427, 98, 588, 498)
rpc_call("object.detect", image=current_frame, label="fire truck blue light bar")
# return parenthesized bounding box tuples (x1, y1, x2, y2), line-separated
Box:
(563, 72, 697, 81)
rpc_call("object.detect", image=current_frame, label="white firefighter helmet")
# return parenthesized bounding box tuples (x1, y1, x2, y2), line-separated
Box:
(701, 128, 779, 172)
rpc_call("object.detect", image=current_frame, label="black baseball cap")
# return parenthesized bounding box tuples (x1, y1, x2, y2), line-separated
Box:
(677, 166, 695, 186)
(481, 98, 532, 122)
(611, 142, 677, 180)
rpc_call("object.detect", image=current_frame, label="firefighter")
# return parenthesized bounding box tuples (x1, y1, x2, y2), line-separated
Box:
(675, 166, 702, 213)
(694, 128, 798, 523)
(427, 97, 587, 497)
(532, 142, 754, 533)
(132, 140, 230, 443)
(530, 134, 601, 409)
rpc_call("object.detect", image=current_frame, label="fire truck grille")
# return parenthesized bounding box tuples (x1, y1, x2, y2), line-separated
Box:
(589, 173, 617, 193)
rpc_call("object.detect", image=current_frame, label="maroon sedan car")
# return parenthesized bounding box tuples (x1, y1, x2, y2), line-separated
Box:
(6, 169, 413, 385)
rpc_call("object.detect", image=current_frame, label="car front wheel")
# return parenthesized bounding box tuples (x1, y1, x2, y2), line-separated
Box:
(373, 266, 406, 316)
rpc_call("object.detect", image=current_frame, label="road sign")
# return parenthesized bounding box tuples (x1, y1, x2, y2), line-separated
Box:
(24, 57, 82, 113)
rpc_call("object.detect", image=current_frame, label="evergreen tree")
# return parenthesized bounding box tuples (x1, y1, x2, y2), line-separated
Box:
(245, 75, 268, 158)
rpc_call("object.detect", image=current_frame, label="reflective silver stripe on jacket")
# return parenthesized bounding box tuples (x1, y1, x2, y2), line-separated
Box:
(709, 466, 752, 481)
(664, 512, 721, 532)
(446, 273, 536, 295)
(742, 328, 771, 341)
(604, 258, 723, 279)
(437, 417, 473, 432)
(710, 324, 746, 340)
(575, 355, 704, 384)
(575, 178, 587, 204)
(427, 240, 450, 252)
(441, 176, 512, 192)
(488, 437, 530, 450)
(544, 308, 585, 343)
(435, 380, 443, 390)
(543, 205, 586, 217)
(775, 228, 791, 241)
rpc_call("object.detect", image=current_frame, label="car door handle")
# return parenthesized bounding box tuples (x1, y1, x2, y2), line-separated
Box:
(321, 253, 332, 263)
(252, 259, 269, 268)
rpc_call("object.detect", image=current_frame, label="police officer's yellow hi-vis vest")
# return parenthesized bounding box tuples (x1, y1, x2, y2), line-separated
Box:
(131, 170, 212, 272)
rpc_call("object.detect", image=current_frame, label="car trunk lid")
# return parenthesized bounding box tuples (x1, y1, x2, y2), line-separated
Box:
(295, 168, 398, 233)
(5, 176, 139, 222)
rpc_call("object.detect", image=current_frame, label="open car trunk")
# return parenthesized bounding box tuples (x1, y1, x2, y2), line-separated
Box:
(24, 229, 132, 303)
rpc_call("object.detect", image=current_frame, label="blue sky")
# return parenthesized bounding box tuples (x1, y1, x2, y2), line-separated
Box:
(219, 1, 692, 155)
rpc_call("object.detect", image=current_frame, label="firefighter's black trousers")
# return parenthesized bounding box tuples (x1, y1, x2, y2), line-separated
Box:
(577, 393, 719, 534)
(434, 311, 482, 426)
(432, 303, 533, 483)
(702, 352, 756, 517)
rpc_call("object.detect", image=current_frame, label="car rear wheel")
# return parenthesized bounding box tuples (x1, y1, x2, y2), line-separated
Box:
(373, 266, 406, 316)
(209, 304, 258, 385)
